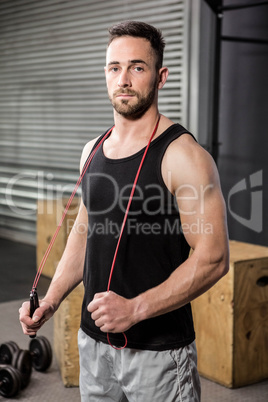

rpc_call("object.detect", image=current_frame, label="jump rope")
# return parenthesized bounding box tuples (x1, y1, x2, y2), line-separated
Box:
(30, 115, 161, 349)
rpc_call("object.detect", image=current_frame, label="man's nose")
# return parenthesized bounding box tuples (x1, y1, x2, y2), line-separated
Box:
(117, 70, 131, 88)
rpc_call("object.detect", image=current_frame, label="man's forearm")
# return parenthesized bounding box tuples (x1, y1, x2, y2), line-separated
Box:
(88, 245, 229, 335)
(133, 246, 229, 325)
(42, 228, 86, 311)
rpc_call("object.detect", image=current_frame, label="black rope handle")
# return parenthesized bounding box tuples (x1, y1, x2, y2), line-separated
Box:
(29, 288, 39, 338)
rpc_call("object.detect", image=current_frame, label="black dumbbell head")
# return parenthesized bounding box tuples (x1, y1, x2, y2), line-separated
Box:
(12, 349, 32, 389)
(0, 366, 22, 398)
(29, 336, 52, 372)
(0, 342, 19, 365)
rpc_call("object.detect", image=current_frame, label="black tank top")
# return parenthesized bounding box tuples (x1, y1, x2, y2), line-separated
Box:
(81, 123, 195, 350)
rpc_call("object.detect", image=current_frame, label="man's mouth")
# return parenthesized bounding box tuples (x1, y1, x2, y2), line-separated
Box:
(117, 94, 134, 98)
(114, 90, 136, 98)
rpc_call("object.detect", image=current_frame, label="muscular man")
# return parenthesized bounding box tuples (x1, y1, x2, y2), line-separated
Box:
(20, 21, 229, 401)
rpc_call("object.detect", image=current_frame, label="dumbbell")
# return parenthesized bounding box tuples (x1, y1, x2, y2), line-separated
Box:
(0, 365, 22, 398)
(28, 336, 52, 372)
(0, 337, 52, 398)
(0, 341, 32, 390)
(0, 336, 52, 374)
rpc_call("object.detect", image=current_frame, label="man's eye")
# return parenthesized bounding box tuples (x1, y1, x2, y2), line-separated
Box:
(134, 66, 144, 72)
(110, 67, 119, 72)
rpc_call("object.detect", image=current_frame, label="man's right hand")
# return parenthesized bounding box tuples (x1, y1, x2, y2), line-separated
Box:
(19, 300, 55, 337)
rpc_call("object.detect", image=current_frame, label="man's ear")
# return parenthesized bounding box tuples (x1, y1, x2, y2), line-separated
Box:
(158, 67, 169, 89)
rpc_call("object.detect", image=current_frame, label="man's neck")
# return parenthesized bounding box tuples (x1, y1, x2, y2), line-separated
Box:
(113, 108, 161, 143)
(103, 111, 174, 159)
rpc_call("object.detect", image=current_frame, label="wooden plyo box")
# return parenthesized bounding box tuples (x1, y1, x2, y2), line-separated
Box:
(36, 197, 80, 278)
(36, 197, 83, 386)
(54, 283, 84, 387)
(191, 240, 268, 388)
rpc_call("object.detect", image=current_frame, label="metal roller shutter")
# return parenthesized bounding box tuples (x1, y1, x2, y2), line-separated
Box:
(0, 0, 189, 244)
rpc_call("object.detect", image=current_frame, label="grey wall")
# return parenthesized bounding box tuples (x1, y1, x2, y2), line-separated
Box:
(217, 1, 268, 246)
(0, 0, 188, 244)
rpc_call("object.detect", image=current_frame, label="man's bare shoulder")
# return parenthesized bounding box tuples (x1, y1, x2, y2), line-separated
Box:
(163, 133, 219, 192)
(80, 135, 101, 172)
(166, 132, 213, 166)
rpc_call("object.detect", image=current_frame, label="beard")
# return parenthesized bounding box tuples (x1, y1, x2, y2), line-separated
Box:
(109, 82, 158, 120)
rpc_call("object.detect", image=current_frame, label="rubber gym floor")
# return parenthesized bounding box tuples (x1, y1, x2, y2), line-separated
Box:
(0, 238, 267, 401)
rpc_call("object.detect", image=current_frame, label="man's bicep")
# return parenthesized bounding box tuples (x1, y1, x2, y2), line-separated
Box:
(178, 182, 227, 252)
(164, 135, 228, 263)
(173, 145, 228, 256)
(66, 198, 88, 250)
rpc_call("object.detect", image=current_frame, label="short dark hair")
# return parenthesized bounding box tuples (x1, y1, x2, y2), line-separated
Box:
(108, 21, 165, 70)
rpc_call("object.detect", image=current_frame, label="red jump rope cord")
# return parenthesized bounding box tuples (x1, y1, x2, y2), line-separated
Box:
(32, 127, 114, 290)
(106, 115, 160, 350)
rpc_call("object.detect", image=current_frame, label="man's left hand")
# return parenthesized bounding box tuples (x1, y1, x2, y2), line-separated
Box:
(87, 291, 138, 333)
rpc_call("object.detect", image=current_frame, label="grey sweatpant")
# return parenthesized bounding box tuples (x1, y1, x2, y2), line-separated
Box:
(78, 329, 200, 401)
